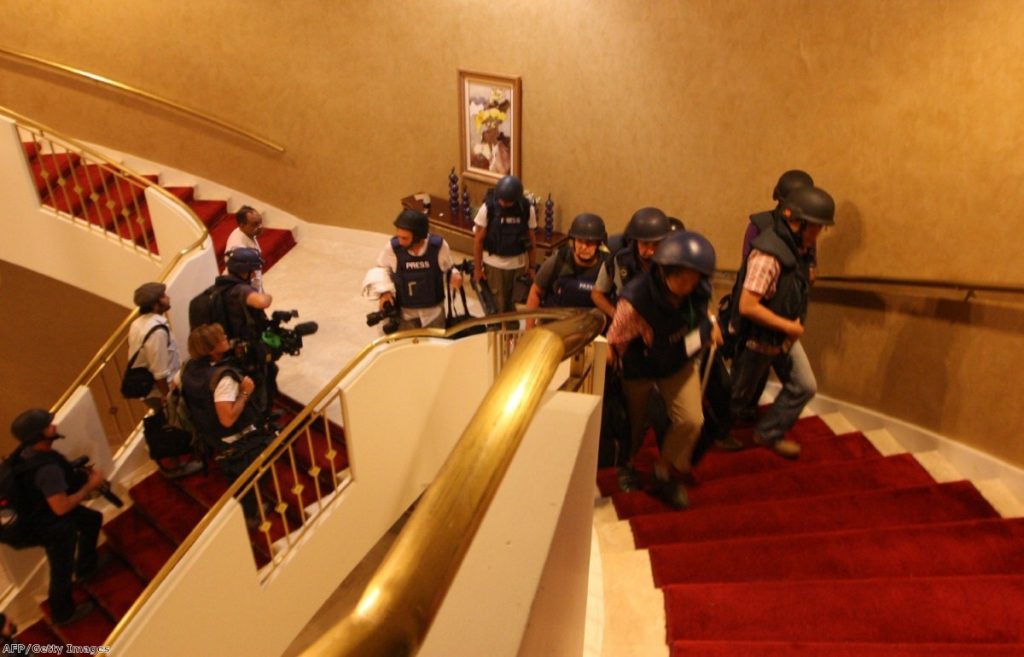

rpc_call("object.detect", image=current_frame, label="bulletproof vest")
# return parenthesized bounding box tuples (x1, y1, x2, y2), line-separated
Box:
(619, 271, 708, 380)
(392, 234, 445, 308)
(215, 274, 266, 342)
(181, 358, 258, 444)
(750, 209, 774, 232)
(541, 246, 607, 309)
(612, 247, 645, 290)
(741, 217, 810, 348)
(483, 193, 531, 256)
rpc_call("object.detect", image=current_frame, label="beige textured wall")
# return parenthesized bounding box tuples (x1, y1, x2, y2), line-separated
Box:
(2, 0, 1023, 281)
(801, 286, 1024, 467)
(2, 1, 1023, 464)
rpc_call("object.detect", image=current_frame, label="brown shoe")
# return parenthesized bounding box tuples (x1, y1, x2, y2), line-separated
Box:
(755, 434, 801, 459)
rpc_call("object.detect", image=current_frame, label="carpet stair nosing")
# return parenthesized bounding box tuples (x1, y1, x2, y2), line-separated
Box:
(663, 574, 1024, 644)
(629, 479, 999, 548)
(611, 452, 935, 518)
(649, 516, 1024, 587)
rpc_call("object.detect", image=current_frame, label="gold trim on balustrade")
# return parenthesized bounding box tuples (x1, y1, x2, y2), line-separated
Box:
(0, 106, 211, 417)
(0, 47, 285, 153)
(103, 308, 603, 651)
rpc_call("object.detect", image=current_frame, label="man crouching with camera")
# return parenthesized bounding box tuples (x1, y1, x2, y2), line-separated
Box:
(9, 410, 107, 626)
(181, 323, 271, 525)
(365, 209, 462, 333)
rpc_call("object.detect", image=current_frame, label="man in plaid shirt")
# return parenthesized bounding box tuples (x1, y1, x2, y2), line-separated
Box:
(727, 185, 836, 459)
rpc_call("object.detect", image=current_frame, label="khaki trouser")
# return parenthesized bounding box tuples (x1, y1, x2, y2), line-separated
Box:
(483, 263, 526, 314)
(622, 360, 703, 473)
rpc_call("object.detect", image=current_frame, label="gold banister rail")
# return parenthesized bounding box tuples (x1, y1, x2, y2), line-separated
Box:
(302, 309, 604, 657)
(0, 105, 210, 434)
(104, 308, 604, 651)
(0, 47, 285, 153)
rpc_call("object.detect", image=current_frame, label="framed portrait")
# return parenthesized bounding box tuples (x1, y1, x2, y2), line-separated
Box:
(458, 70, 522, 184)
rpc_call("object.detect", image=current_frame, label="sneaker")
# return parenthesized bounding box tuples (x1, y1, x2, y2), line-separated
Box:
(714, 435, 746, 452)
(53, 601, 95, 626)
(755, 434, 801, 459)
(650, 477, 690, 510)
(617, 466, 642, 492)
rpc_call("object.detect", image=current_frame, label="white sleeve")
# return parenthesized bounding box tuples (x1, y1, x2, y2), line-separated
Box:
(213, 375, 240, 404)
(376, 240, 398, 271)
(472, 205, 488, 230)
(438, 240, 455, 273)
(144, 327, 172, 381)
(528, 205, 538, 229)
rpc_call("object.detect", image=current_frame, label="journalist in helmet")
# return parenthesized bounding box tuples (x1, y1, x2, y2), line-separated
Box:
(472, 175, 537, 316)
(373, 209, 463, 330)
(524, 213, 609, 329)
(606, 231, 723, 510)
(591, 207, 675, 321)
(724, 185, 836, 460)
(6, 409, 106, 626)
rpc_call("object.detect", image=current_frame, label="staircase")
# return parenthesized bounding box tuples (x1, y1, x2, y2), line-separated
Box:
(596, 412, 1024, 656)
(13, 396, 348, 648)
(22, 142, 296, 268)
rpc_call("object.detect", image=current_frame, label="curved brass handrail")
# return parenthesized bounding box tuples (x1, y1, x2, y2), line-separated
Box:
(104, 308, 603, 650)
(715, 269, 1024, 298)
(0, 105, 211, 411)
(302, 309, 604, 657)
(0, 47, 285, 153)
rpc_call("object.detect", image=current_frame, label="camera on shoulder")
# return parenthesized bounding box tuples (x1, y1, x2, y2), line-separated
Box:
(261, 309, 319, 360)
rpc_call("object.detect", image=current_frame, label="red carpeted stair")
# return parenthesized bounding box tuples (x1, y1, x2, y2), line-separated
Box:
(598, 414, 1024, 654)
(21, 143, 296, 266)
(15, 395, 346, 646)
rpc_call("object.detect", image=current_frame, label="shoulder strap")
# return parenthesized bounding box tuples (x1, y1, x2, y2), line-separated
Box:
(126, 323, 170, 369)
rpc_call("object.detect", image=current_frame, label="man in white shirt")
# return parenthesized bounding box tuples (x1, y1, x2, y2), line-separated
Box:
(128, 282, 201, 477)
(472, 175, 537, 319)
(374, 209, 462, 330)
(225, 205, 265, 292)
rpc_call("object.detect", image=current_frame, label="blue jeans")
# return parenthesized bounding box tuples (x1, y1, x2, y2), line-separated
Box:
(729, 340, 817, 443)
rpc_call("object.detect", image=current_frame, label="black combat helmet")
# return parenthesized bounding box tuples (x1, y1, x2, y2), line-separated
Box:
(783, 186, 835, 226)
(568, 213, 607, 243)
(494, 175, 523, 203)
(626, 207, 670, 242)
(652, 231, 716, 276)
(225, 247, 265, 275)
(772, 170, 815, 202)
(393, 209, 429, 241)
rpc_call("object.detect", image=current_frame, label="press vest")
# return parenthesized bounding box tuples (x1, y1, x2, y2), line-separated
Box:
(620, 271, 709, 380)
(611, 247, 646, 290)
(541, 247, 608, 309)
(483, 193, 531, 256)
(738, 217, 810, 348)
(181, 358, 258, 445)
(392, 234, 445, 308)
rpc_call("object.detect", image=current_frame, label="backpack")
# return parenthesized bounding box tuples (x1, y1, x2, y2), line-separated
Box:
(120, 323, 169, 399)
(188, 281, 234, 332)
(0, 450, 53, 548)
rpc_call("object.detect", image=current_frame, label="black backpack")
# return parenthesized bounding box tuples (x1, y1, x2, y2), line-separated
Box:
(0, 450, 53, 548)
(188, 280, 234, 332)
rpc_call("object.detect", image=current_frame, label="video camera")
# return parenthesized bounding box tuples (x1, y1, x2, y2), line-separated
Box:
(67, 456, 124, 508)
(366, 301, 400, 335)
(261, 310, 319, 361)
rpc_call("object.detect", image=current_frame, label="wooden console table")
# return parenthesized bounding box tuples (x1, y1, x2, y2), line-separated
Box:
(401, 194, 567, 257)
